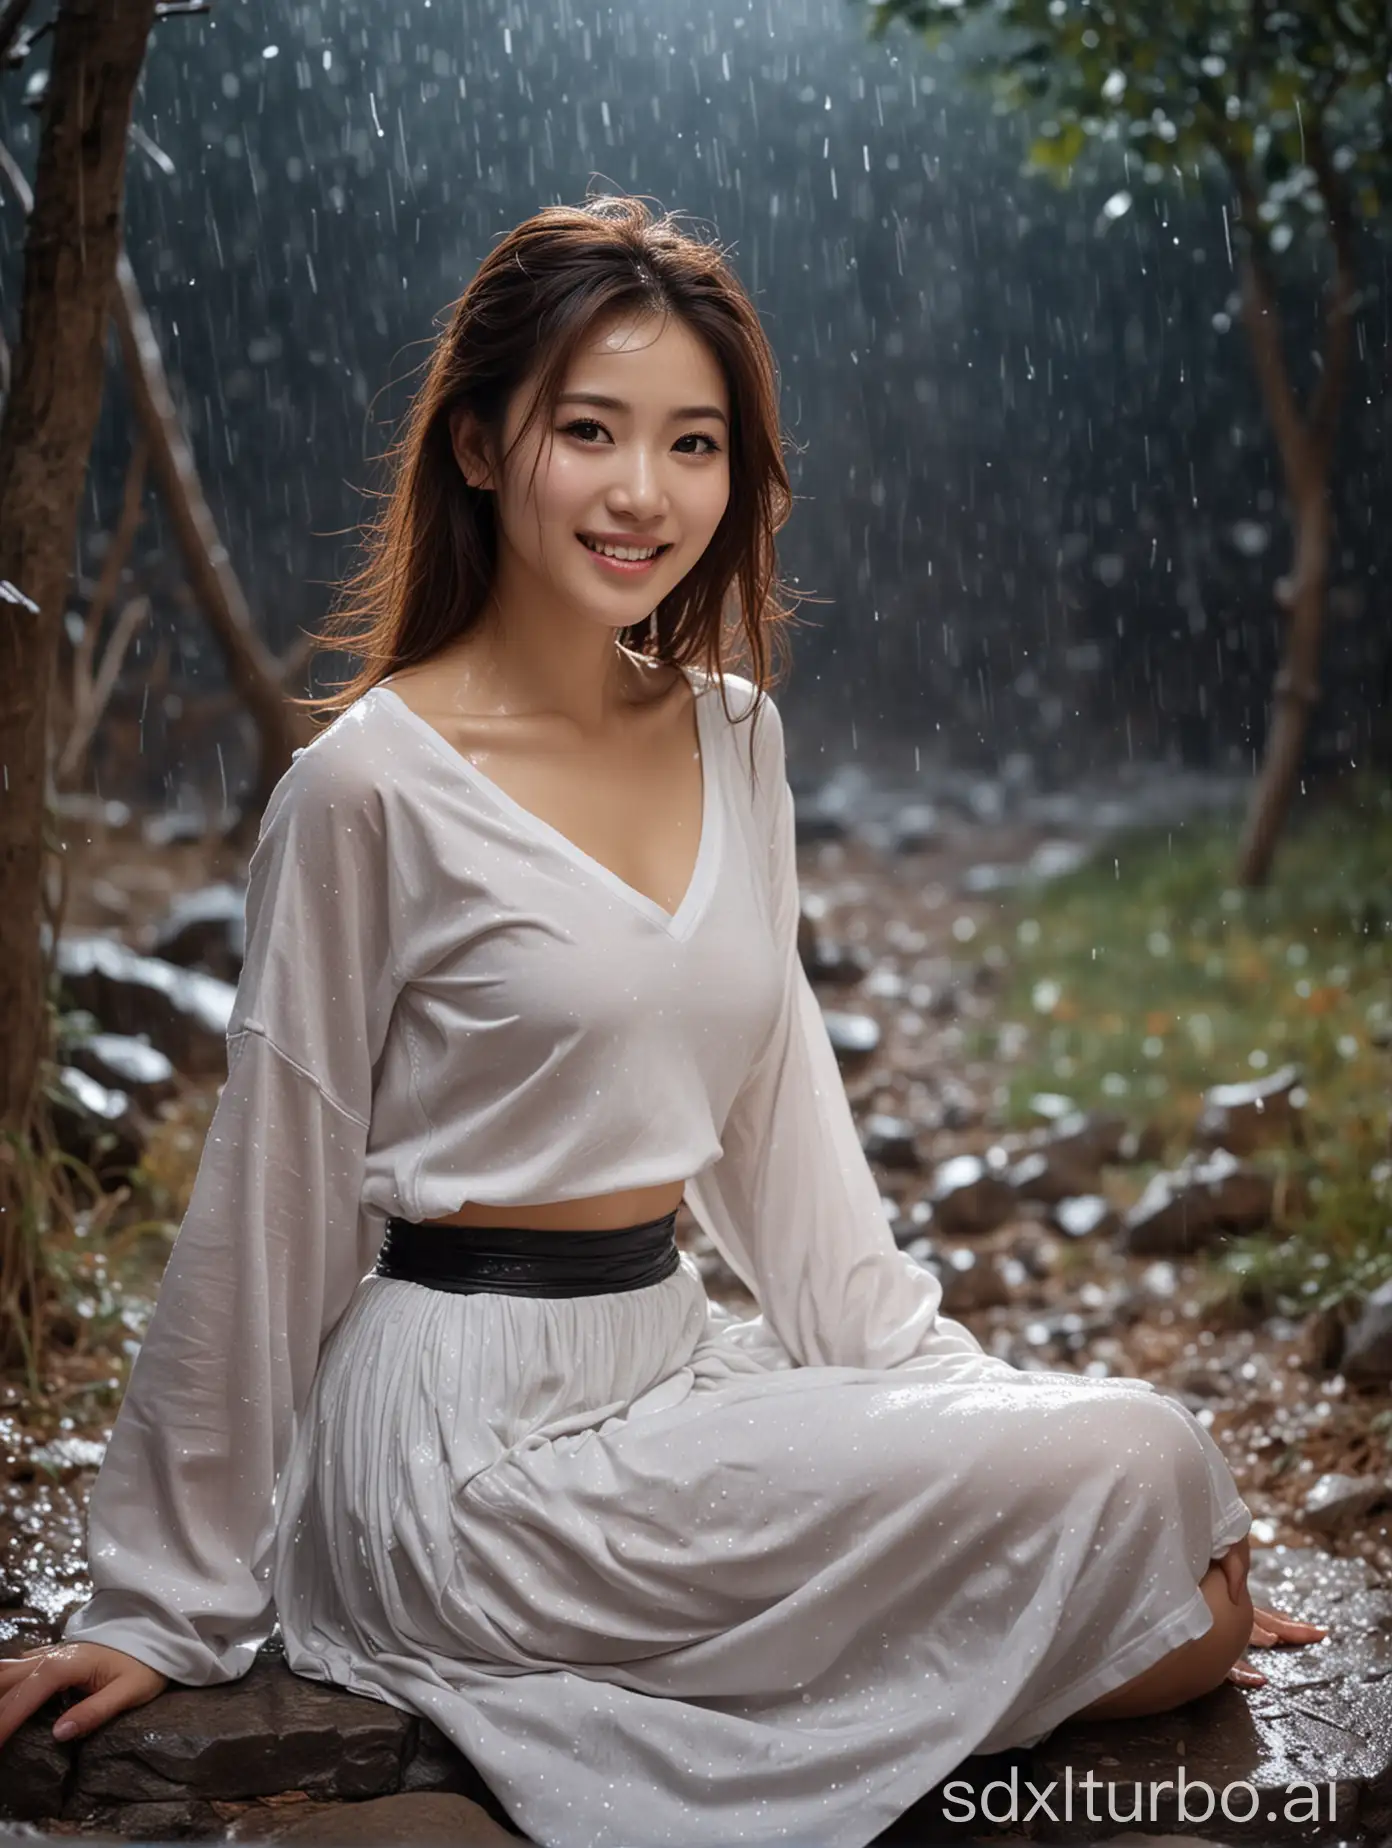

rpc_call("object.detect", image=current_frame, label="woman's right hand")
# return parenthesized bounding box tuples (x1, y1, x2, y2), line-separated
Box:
(0, 1642, 168, 1750)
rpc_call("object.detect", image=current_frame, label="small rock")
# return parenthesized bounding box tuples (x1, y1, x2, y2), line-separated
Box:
(799, 927, 870, 986)
(54, 934, 236, 1076)
(147, 882, 247, 983)
(51, 792, 134, 833)
(961, 861, 1022, 894)
(141, 810, 214, 847)
(1051, 1195, 1120, 1240)
(1341, 1278, 1392, 1386)
(1171, 1366, 1234, 1401)
(48, 1066, 144, 1178)
(1019, 1308, 1111, 1356)
(793, 797, 851, 845)
(1027, 838, 1090, 881)
(1045, 1109, 1129, 1169)
(1027, 1091, 1076, 1124)
(25, 1435, 107, 1480)
(924, 984, 961, 1021)
(890, 1203, 927, 1247)
(1301, 1301, 1355, 1375)
(1007, 1227, 1057, 1279)
(936, 1088, 977, 1129)
(257, 1792, 521, 1845)
(821, 1010, 880, 1065)
(860, 1114, 922, 1170)
(1298, 1472, 1392, 1535)
(90, 878, 133, 920)
(88, 1796, 227, 1837)
(1118, 1148, 1274, 1256)
(1115, 1120, 1167, 1164)
(1195, 1061, 1305, 1155)
(66, 1032, 178, 1108)
(886, 801, 941, 853)
(1006, 1148, 1100, 1206)
(927, 1155, 1017, 1236)
(1138, 1260, 1179, 1300)
(935, 1244, 1014, 1314)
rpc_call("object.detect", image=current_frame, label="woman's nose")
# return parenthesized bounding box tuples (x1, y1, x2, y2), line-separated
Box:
(610, 449, 667, 513)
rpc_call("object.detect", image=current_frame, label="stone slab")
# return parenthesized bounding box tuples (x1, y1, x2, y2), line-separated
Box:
(4, 1548, 1388, 1845)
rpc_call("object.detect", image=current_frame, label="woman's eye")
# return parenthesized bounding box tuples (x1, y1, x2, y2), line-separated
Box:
(558, 420, 721, 456)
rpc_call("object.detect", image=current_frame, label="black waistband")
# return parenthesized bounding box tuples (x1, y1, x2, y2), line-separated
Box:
(373, 1208, 682, 1298)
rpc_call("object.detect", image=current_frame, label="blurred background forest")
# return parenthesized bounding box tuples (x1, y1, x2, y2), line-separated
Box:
(5, 0, 1390, 800)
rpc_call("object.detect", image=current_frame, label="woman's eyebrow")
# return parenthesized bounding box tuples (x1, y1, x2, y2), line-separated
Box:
(556, 391, 728, 427)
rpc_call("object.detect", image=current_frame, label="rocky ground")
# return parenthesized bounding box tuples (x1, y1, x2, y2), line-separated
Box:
(2, 758, 1390, 1842)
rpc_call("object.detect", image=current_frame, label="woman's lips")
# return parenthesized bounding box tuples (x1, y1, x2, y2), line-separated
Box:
(577, 535, 672, 576)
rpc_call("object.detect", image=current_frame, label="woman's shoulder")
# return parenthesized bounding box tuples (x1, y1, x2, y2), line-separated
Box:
(692, 666, 786, 776)
(259, 687, 404, 840)
(690, 663, 781, 728)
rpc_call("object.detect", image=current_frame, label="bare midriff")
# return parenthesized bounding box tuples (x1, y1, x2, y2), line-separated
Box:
(418, 1178, 688, 1234)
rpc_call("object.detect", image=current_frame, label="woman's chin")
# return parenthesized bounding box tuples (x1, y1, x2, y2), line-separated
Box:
(563, 576, 671, 627)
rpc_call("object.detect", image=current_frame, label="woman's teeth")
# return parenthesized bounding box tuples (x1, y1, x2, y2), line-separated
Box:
(579, 536, 666, 561)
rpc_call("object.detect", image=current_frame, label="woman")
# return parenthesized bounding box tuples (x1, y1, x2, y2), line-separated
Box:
(0, 195, 1324, 1847)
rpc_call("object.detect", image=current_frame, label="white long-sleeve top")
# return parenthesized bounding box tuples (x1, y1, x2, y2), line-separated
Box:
(61, 665, 990, 1687)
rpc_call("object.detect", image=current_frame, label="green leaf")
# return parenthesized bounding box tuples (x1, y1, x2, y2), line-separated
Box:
(1029, 117, 1088, 173)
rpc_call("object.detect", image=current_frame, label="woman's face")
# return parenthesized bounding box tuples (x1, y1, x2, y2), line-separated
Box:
(463, 310, 732, 633)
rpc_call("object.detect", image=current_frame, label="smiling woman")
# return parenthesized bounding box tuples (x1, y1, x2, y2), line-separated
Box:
(298, 192, 797, 717)
(443, 309, 736, 640)
(7, 193, 1320, 1848)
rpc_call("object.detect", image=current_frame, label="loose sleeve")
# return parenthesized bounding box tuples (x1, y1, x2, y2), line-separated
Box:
(685, 696, 1017, 1379)
(60, 744, 402, 1685)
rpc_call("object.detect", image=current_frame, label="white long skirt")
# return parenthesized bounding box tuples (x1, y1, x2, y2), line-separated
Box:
(270, 1254, 1251, 1848)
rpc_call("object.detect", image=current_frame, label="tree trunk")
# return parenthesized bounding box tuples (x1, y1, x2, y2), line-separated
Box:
(0, 0, 158, 1141)
(1235, 492, 1330, 887)
(109, 250, 314, 837)
(1226, 117, 1356, 888)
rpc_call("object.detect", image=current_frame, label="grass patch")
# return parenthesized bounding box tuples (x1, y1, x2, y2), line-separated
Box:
(983, 778, 1392, 1318)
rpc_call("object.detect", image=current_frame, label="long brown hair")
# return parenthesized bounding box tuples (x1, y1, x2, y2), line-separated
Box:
(294, 192, 805, 774)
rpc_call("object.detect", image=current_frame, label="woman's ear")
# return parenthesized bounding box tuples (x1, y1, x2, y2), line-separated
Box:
(449, 407, 496, 492)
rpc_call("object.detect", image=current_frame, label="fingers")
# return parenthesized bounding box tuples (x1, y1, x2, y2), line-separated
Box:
(1248, 1604, 1329, 1647)
(45, 1679, 145, 1743)
(1226, 1655, 1268, 1688)
(0, 1655, 86, 1751)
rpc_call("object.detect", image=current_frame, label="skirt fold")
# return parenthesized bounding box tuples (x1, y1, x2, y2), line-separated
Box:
(270, 1256, 1252, 1848)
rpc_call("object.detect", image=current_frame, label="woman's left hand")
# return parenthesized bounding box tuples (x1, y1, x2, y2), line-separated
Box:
(1226, 1603, 1329, 1688)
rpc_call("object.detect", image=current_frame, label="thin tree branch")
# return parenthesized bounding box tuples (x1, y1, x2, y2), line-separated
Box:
(57, 596, 151, 785)
(68, 434, 149, 727)
(1221, 150, 1316, 504)
(1302, 113, 1358, 472)
(276, 629, 317, 690)
(0, 135, 34, 213)
(0, 0, 35, 70)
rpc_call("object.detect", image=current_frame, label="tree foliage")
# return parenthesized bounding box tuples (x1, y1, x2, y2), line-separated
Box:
(858, 0, 1389, 885)
(862, 0, 1390, 246)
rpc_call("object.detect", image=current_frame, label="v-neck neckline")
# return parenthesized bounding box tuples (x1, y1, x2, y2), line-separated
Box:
(372, 667, 722, 941)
